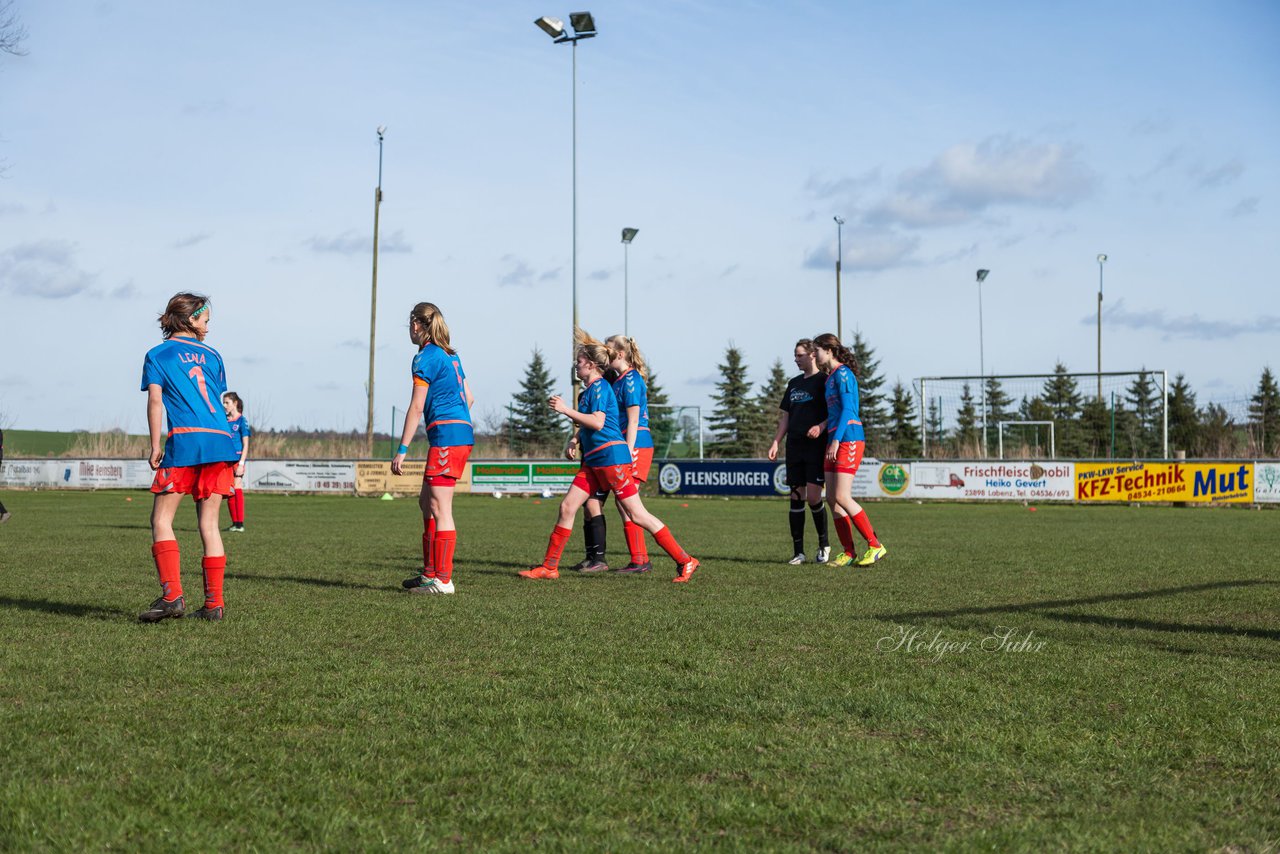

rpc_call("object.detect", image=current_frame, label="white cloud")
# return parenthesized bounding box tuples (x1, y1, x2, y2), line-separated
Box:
(304, 229, 412, 255)
(0, 240, 98, 298)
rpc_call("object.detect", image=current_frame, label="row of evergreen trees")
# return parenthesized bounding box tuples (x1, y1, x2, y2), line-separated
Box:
(499, 341, 1280, 460)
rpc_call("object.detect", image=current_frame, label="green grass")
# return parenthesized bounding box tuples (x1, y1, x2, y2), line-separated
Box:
(2, 429, 89, 457)
(1, 492, 1278, 851)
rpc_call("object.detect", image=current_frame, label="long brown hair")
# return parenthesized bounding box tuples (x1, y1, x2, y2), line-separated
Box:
(410, 302, 455, 354)
(222, 391, 243, 415)
(812, 332, 860, 376)
(158, 292, 210, 339)
(605, 334, 648, 379)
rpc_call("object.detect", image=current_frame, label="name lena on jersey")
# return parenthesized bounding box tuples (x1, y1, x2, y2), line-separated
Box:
(178, 352, 207, 365)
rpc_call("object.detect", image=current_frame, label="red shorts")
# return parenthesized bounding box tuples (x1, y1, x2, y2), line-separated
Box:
(572, 463, 639, 500)
(631, 447, 654, 483)
(824, 440, 865, 476)
(150, 461, 235, 500)
(424, 445, 472, 484)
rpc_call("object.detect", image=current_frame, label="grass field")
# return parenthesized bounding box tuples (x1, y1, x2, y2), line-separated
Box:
(1, 490, 1277, 851)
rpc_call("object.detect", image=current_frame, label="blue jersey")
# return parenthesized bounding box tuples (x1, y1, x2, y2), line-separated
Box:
(141, 337, 239, 467)
(578, 378, 631, 467)
(411, 343, 474, 447)
(611, 369, 653, 450)
(824, 364, 865, 443)
(227, 415, 252, 455)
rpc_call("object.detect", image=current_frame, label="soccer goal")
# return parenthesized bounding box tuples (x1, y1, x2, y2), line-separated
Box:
(914, 370, 1168, 459)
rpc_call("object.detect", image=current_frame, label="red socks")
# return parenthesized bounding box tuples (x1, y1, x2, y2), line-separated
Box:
(434, 530, 457, 584)
(652, 526, 689, 565)
(202, 555, 226, 608)
(229, 489, 245, 524)
(422, 517, 437, 578)
(152, 540, 182, 600)
(833, 514, 856, 556)
(851, 510, 880, 548)
(542, 525, 573, 570)
(623, 520, 648, 563)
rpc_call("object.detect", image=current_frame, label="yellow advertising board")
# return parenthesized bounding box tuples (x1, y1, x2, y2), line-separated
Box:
(355, 461, 473, 496)
(1074, 461, 1252, 503)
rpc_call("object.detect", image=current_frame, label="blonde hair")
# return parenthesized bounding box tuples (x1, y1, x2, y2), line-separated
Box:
(606, 334, 648, 379)
(410, 302, 455, 354)
(574, 327, 611, 374)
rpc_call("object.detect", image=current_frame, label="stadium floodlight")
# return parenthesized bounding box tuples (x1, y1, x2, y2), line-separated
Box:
(976, 269, 990, 457)
(621, 228, 639, 336)
(1096, 254, 1107, 402)
(366, 126, 386, 457)
(534, 10, 598, 394)
(534, 16, 565, 39)
(834, 216, 846, 337)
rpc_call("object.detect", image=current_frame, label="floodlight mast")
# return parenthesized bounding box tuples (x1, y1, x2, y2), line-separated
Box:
(834, 216, 845, 337)
(534, 11, 598, 395)
(976, 269, 989, 456)
(621, 227, 638, 336)
(1096, 253, 1107, 402)
(366, 126, 386, 458)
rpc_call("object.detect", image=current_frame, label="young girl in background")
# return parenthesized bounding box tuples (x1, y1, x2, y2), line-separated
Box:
(221, 391, 251, 532)
(139, 293, 240, 622)
(520, 329, 699, 583)
(393, 302, 474, 595)
(812, 332, 886, 567)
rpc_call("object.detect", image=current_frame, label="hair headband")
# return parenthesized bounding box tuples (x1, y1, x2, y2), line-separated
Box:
(191, 304, 209, 320)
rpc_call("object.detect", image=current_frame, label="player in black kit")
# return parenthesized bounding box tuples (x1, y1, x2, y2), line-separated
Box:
(766, 339, 830, 564)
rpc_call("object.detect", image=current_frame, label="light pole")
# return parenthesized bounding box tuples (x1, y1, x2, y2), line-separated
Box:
(366, 125, 386, 458)
(535, 12, 597, 394)
(834, 216, 845, 337)
(621, 227, 638, 336)
(1096, 253, 1107, 402)
(976, 269, 990, 457)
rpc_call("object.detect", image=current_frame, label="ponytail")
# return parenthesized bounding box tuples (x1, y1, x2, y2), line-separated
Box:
(812, 332, 860, 376)
(410, 302, 455, 354)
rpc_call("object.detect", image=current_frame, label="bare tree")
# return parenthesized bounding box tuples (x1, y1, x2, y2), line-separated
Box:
(1, 0, 27, 57)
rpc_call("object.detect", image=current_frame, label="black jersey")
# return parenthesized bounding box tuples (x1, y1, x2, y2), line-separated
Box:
(780, 373, 828, 441)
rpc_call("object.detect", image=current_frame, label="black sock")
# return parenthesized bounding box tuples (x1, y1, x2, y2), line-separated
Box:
(789, 498, 805, 554)
(810, 502, 829, 548)
(585, 514, 607, 561)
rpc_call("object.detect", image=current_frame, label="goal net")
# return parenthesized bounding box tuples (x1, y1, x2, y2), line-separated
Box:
(914, 371, 1168, 460)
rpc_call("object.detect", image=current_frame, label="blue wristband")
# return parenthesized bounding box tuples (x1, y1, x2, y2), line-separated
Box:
(396, 444, 409, 456)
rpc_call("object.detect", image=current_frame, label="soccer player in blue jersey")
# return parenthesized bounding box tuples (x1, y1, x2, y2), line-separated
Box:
(521, 329, 699, 583)
(393, 302, 475, 595)
(221, 391, 251, 532)
(569, 334, 657, 573)
(138, 293, 240, 622)
(812, 332, 886, 567)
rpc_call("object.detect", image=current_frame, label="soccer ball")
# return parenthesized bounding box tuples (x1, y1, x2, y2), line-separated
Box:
(541, 488, 553, 499)
(492, 489, 503, 499)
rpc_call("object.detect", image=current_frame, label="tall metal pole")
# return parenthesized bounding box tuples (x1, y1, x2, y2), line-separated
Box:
(623, 240, 629, 337)
(834, 216, 845, 337)
(366, 127, 385, 458)
(571, 38, 579, 397)
(976, 269, 989, 458)
(1097, 254, 1107, 402)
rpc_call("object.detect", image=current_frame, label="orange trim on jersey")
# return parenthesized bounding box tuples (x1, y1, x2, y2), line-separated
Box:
(413, 377, 430, 387)
(584, 440, 627, 460)
(165, 336, 219, 355)
(170, 426, 234, 437)
(426, 419, 472, 430)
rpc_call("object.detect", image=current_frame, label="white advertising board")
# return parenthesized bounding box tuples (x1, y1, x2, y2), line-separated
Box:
(1254, 461, 1280, 503)
(909, 461, 1075, 501)
(245, 460, 357, 493)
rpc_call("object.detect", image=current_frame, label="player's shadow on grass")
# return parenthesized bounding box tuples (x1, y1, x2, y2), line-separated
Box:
(0, 595, 119, 620)
(878, 579, 1280, 642)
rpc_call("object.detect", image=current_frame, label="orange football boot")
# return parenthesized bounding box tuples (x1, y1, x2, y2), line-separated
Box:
(671, 557, 700, 584)
(518, 565, 560, 580)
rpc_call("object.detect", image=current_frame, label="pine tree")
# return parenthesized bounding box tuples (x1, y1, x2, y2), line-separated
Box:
(646, 370, 677, 457)
(708, 344, 756, 458)
(926, 397, 945, 454)
(888, 380, 921, 457)
(1167, 373, 1199, 456)
(753, 359, 791, 456)
(1124, 369, 1160, 457)
(1077, 397, 1110, 458)
(508, 348, 565, 455)
(849, 331, 888, 448)
(1041, 362, 1082, 420)
(980, 376, 1014, 457)
(1197, 403, 1236, 457)
(953, 383, 979, 455)
(1248, 366, 1280, 456)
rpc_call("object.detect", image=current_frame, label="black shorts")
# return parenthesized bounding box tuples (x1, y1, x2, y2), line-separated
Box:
(784, 439, 826, 488)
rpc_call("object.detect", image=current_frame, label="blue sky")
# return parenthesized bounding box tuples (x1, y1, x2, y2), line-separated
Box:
(1, 0, 1277, 434)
